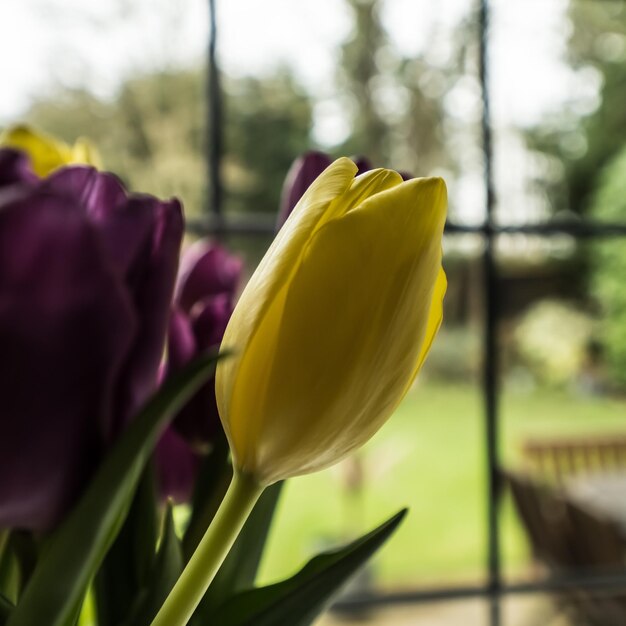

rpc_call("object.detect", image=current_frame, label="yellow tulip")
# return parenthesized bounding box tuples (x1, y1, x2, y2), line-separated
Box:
(152, 157, 447, 626)
(0, 124, 102, 176)
(216, 157, 447, 485)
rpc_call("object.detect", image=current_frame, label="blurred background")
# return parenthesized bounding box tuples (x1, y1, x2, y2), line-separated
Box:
(2, 0, 626, 624)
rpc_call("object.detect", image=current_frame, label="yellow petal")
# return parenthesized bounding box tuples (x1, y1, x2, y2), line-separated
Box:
(1, 125, 72, 176)
(216, 157, 357, 434)
(325, 167, 402, 221)
(72, 137, 103, 169)
(404, 265, 447, 394)
(0, 125, 102, 175)
(225, 175, 447, 484)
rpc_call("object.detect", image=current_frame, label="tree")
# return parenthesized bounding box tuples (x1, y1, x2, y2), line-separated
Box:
(335, 0, 459, 179)
(22, 67, 313, 218)
(337, 0, 389, 165)
(590, 146, 626, 387)
(222, 70, 313, 215)
(526, 1, 626, 387)
(527, 1, 626, 216)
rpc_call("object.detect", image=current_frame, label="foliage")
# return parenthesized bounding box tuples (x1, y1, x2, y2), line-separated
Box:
(589, 146, 626, 387)
(526, 2, 626, 217)
(523, 1, 626, 386)
(337, 0, 389, 165)
(513, 300, 595, 386)
(20, 68, 313, 218)
(420, 327, 481, 382)
(222, 71, 313, 215)
(335, 0, 457, 178)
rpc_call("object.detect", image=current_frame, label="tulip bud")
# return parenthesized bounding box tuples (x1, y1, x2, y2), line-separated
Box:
(352, 155, 373, 175)
(216, 158, 447, 486)
(165, 242, 242, 451)
(279, 152, 412, 230)
(0, 162, 182, 530)
(0, 124, 102, 177)
(277, 151, 332, 229)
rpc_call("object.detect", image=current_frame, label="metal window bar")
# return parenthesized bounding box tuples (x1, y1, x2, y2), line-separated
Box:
(199, 1, 626, 625)
(478, 1, 502, 622)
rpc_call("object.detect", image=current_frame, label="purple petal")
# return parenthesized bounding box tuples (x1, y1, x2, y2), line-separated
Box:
(109, 196, 184, 436)
(0, 189, 135, 530)
(169, 296, 229, 449)
(43, 166, 127, 218)
(277, 151, 333, 228)
(168, 308, 197, 369)
(352, 156, 374, 175)
(43, 167, 154, 277)
(192, 294, 232, 349)
(176, 242, 242, 313)
(171, 376, 221, 451)
(41, 166, 184, 435)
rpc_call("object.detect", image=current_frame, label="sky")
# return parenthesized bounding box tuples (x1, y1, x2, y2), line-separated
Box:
(1, 0, 595, 129)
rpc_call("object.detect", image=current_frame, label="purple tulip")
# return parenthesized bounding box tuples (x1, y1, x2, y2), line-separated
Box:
(352, 156, 373, 175)
(278, 152, 411, 230)
(166, 242, 242, 451)
(352, 156, 413, 180)
(277, 151, 332, 229)
(153, 241, 241, 503)
(0, 155, 183, 530)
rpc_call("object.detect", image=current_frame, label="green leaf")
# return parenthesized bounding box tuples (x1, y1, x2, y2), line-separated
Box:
(0, 593, 13, 625)
(210, 508, 407, 626)
(0, 533, 17, 607)
(120, 503, 183, 626)
(182, 431, 232, 561)
(6, 533, 37, 597)
(197, 482, 283, 617)
(8, 352, 222, 626)
(94, 466, 159, 626)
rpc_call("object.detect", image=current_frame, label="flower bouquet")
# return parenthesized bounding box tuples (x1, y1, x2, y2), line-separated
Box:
(0, 127, 446, 626)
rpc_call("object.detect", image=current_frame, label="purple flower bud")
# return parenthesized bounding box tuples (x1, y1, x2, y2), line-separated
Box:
(176, 241, 242, 314)
(168, 308, 197, 368)
(277, 151, 332, 229)
(157, 241, 241, 493)
(0, 164, 183, 530)
(278, 152, 409, 229)
(193, 294, 233, 349)
(351, 156, 373, 175)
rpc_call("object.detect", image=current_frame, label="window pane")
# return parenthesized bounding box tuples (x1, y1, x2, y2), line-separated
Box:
(498, 240, 626, 626)
(257, 247, 487, 594)
(490, 0, 626, 228)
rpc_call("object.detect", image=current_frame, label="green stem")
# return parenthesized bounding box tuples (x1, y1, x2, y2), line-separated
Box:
(151, 471, 263, 626)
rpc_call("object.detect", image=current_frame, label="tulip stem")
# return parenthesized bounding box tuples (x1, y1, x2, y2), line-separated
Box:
(150, 471, 263, 626)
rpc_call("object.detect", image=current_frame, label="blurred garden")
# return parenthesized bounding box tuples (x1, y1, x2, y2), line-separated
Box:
(2, 0, 626, 622)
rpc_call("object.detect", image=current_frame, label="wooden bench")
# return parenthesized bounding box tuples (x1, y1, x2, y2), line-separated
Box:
(505, 470, 626, 625)
(522, 435, 626, 484)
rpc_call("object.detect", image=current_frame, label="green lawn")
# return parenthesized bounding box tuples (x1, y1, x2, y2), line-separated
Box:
(257, 381, 626, 589)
